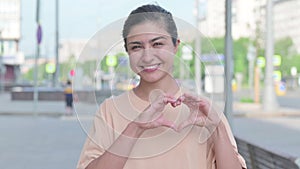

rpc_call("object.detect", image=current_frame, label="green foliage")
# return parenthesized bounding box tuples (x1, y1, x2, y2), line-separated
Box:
(23, 62, 49, 83)
(202, 37, 224, 54)
(280, 54, 300, 76)
(274, 37, 299, 77)
(233, 38, 250, 73)
(275, 37, 295, 57)
(60, 54, 76, 81)
(240, 97, 254, 103)
(200, 37, 250, 83)
(172, 37, 251, 83)
(173, 43, 183, 78)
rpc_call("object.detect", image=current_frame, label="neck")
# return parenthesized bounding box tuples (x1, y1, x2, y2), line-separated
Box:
(133, 76, 179, 101)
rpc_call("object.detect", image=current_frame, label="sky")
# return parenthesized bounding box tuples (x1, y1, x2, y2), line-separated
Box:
(20, 0, 195, 57)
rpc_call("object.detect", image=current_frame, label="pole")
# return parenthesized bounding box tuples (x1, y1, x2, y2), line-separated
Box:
(195, 0, 202, 95)
(34, 0, 41, 114)
(262, 0, 279, 112)
(54, 0, 60, 87)
(225, 0, 233, 125)
(254, 66, 260, 103)
(0, 31, 4, 93)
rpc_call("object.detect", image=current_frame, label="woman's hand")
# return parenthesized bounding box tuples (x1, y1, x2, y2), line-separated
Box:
(134, 90, 177, 131)
(177, 93, 222, 133)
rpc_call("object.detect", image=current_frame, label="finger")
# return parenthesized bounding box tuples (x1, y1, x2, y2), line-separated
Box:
(181, 94, 199, 105)
(164, 94, 177, 99)
(195, 116, 206, 127)
(178, 115, 207, 132)
(157, 117, 177, 131)
(183, 93, 199, 101)
(177, 119, 193, 132)
(170, 99, 181, 107)
(164, 97, 177, 105)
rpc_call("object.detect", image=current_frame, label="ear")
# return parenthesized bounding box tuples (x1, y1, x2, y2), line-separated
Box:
(174, 39, 181, 53)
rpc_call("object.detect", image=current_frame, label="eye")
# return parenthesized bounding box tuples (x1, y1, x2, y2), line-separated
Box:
(130, 45, 142, 51)
(153, 42, 163, 47)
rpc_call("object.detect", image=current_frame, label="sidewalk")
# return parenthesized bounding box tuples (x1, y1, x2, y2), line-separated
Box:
(0, 92, 97, 117)
(232, 100, 300, 158)
(233, 102, 300, 117)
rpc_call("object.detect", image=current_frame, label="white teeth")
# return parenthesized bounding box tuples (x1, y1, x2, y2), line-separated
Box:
(143, 64, 159, 69)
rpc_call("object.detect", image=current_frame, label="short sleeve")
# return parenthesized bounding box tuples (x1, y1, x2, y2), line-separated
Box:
(76, 99, 115, 169)
(207, 114, 247, 169)
(221, 114, 247, 168)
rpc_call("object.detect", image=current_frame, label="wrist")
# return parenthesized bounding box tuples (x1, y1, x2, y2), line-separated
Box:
(127, 121, 146, 138)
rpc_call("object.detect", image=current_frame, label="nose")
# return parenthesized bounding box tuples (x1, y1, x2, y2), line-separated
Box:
(141, 48, 154, 63)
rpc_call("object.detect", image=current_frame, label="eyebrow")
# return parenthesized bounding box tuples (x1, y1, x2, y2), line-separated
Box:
(150, 36, 167, 43)
(127, 36, 167, 45)
(127, 41, 142, 45)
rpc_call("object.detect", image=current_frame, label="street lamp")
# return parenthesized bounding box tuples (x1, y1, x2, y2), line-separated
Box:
(54, 0, 60, 87)
(194, 0, 204, 94)
(262, 0, 279, 113)
(34, 0, 42, 114)
(225, 0, 233, 125)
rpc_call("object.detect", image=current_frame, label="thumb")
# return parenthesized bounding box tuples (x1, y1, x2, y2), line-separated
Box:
(177, 119, 193, 132)
(156, 117, 177, 131)
(178, 116, 206, 132)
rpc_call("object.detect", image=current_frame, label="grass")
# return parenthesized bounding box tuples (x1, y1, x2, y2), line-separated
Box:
(240, 97, 254, 103)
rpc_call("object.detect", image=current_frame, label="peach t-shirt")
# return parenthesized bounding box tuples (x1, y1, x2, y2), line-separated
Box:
(77, 90, 246, 169)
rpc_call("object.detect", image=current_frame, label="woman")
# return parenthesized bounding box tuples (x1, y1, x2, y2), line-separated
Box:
(77, 4, 246, 169)
(64, 80, 73, 115)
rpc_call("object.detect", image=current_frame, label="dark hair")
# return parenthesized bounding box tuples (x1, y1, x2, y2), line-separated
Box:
(122, 4, 178, 51)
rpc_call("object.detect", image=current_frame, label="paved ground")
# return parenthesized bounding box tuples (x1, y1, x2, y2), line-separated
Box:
(0, 93, 97, 116)
(0, 116, 90, 169)
(0, 90, 299, 169)
(233, 116, 300, 157)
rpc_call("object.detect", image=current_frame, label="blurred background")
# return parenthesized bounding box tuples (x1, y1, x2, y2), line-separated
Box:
(0, 0, 299, 169)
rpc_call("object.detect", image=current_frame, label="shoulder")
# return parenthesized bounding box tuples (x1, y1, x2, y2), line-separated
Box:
(96, 90, 137, 124)
(104, 90, 129, 104)
(98, 90, 130, 112)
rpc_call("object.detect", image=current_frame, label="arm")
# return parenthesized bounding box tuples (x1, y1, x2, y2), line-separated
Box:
(176, 93, 245, 169)
(86, 122, 144, 169)
(212, 122, 244, 169)
(86, 94, 177, 169)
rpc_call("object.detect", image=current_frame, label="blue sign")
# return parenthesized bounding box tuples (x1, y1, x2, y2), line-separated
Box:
(201, 54, 224, 62)
(37, 24, 42, 44)
(118, 56, 128, 66)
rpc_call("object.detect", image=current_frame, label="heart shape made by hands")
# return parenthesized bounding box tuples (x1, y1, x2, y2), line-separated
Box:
(147, 89, 222, 133)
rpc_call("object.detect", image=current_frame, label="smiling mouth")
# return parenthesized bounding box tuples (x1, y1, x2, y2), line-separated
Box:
(141, 64, 161, 72)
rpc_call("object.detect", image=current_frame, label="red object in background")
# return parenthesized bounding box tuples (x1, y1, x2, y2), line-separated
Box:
(70, 69, 75, 76)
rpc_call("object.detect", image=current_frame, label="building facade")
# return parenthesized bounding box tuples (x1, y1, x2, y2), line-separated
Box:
(0, 0, 24, 88)
(198, 0, 258, 40)
(198, 0, 300, 53)
(274, 0, 300, 53)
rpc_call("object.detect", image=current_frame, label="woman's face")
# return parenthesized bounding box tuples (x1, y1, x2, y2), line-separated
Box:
(126, 21, 179, 83)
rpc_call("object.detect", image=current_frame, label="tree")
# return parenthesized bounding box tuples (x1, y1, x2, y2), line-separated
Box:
(274, 37, 299, 77)
(275, 37, 295, 58)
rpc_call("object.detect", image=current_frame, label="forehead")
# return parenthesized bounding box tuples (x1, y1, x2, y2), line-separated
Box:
(126, 21, 170, 39)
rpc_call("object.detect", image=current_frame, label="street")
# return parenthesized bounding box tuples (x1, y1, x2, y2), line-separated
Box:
(0, 116, 89, 169)
(278, 96, 300, 109)
(233, 116, 300, 157)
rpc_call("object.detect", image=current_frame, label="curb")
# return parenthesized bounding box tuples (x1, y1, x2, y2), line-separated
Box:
(0, 112, 64, 117)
